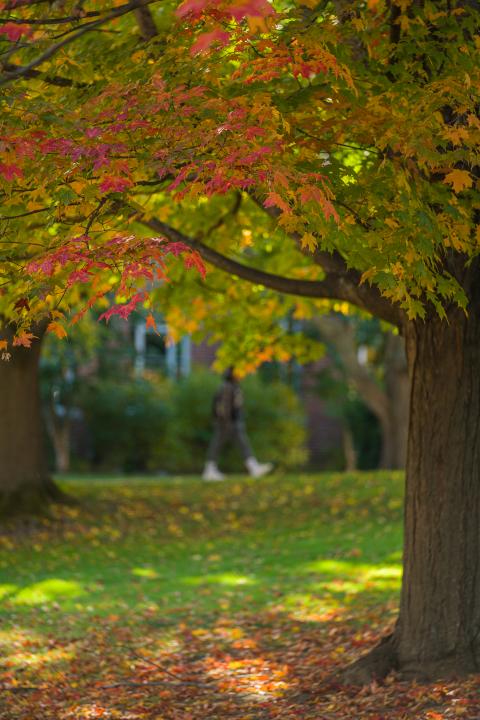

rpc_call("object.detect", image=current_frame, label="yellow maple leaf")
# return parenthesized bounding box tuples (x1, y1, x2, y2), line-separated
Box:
(247, 15, 270, 32)
(27, 200, 45, 211)
(385, 217, 399, 229)
(156, 205, 171, 221)
(300, 232, 317, 252)
(70, 180, 87, 194)
(0, 340, 7, 352)
(360, 267, 377, 284)
(443, 126, 469, 146)
(443, 169, 473, 193)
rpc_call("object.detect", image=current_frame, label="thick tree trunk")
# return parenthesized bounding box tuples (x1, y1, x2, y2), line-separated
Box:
(0, 326, 63, 515)
(343, 307, 480, 681)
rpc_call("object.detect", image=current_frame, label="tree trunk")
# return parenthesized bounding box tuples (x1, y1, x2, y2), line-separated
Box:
(314, 315, 409, 470)
(343, 308, 480, 681)
(46, 403, 71, 474)
(0, 326, 63, 515)
(342, 425, 357, 471)
(379, 333, 409, 469)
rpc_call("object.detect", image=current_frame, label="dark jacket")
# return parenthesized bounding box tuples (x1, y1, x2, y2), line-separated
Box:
(213, 380, 243, 421)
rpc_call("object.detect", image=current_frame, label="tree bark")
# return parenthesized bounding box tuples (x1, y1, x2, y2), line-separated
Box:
(0, 325, 63, 515)
(343, 306, 480, 681)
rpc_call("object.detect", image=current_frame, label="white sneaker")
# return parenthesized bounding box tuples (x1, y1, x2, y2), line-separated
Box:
(245, 457, 274, 478)
(202, 462, 225, 482)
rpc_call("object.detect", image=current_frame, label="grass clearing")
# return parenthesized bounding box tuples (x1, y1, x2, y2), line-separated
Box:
(0, 472, 403, 629)
(0, 472, 477, 719)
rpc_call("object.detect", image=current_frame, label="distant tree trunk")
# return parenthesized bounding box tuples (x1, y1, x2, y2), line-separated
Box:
(315, 315, 408, 469)
(0, 325, 63, 514)
(46, 410, 71, 474)
(342, 425, 357, 471)
(379, 333, 409, 469)
(344, 303, 480, 681)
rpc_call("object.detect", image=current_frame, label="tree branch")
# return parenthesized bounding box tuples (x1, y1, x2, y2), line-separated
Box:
(314, 314, 389, 421)
(0, 0, 159, 86)
(134, 5, 158, 40)
(138, 215, 403, 326)
(0, 62, 88, 87)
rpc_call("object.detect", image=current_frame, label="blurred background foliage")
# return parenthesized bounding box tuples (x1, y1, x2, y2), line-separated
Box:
(40, 320, 308, 474)
(39, 308, 400, 476)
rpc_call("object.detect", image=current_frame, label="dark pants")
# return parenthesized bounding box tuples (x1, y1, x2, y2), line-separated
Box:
(207, 419, 253, 462)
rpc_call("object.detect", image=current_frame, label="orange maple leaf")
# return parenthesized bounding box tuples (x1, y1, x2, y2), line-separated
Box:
(47, 321, 68, 339)
(444, 169, 473, 193)
(13, 332, 37, 347)
(146, 313, 158, 333)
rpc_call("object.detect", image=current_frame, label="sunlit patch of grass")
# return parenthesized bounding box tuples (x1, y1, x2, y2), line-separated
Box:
(3, 644, 75, 669)
(12, 579, 85, 605)
(0, 583, 17, 600)
(280, 592, 346, 623)
(131, 567, 159, 579)
(182, 572, 257, 586)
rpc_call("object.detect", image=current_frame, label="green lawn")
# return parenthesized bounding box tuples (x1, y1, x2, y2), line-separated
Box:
(6, 472, 477, 719)
(0, 472, 404, 634)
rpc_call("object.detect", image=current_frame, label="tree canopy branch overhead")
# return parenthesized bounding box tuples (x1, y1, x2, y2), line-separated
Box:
(140, 215, 402, 326)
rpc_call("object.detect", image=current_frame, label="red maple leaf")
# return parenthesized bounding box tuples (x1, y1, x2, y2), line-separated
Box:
(0, 22, 29, 42)
(0, 162, 23, 181)
(228, 0, 274, 20)
(176, 0, 210, 19)
(191, 29, 230, 55)
(99, 176, 133, 193)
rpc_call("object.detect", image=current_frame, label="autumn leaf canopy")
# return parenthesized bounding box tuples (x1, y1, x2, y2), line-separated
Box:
(0, 0, 478, 347)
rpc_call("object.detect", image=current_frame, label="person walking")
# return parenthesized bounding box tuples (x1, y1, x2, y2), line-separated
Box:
(202, 367, 273, 481)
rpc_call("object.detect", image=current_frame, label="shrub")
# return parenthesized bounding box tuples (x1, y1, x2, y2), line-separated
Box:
(57, 368, 306, 474)
(159, 369, 308, 472)
(79, 375, 171, 473)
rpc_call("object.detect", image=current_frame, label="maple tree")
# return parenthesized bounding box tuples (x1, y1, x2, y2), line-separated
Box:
(1, 0, 480, 683)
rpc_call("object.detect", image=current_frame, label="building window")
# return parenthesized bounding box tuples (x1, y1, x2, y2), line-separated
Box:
(133, 320, 191, 378)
